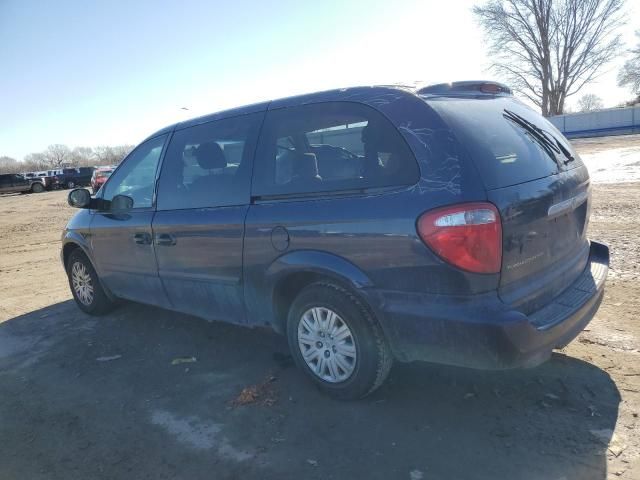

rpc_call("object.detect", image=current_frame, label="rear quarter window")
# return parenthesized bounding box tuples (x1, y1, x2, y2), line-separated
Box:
(252, 102, 419, 197)
(428, 98, 562, 189)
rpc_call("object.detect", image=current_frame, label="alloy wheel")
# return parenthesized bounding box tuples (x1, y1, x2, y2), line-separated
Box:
(297, 306, 357, 383)
(71, 261, 94, 306)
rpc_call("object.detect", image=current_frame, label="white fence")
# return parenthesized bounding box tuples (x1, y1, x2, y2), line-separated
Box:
(548, 106, 640, 138)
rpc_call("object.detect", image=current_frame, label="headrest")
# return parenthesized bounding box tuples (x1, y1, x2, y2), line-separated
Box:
(196, 142, 226, 170)
(292, 152, 320, 178)
(361, 124, 398, 151)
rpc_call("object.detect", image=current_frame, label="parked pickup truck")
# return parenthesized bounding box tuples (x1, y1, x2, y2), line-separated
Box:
(0, 173, 47, 194)
(54, 167, 95, 189)
(24, 172, 56, 190)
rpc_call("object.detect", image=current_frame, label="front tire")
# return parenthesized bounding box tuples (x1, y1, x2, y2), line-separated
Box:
(31, 183, 44, 193)
(287, 283, 393, 399)
(66, 180, 76, 189)
(66, 249, 116, 315)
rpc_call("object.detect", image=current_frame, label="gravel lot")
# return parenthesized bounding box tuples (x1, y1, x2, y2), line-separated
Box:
(1, 137, 639, 479)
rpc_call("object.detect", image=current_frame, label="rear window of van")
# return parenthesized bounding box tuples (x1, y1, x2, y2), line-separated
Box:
(427, 97, 563, 189)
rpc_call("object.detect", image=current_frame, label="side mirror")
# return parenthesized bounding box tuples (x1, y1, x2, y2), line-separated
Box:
(111, 194, 134, 212)
(68, 188, 92, 209)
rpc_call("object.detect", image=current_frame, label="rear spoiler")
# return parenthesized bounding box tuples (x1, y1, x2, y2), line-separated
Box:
(417, 81, 512, 97)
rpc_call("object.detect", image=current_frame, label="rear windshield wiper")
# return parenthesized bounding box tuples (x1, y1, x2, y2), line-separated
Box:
(503, 109, 561, 163)
(553, 137, 575, 164)
(504, 109, 574, 165)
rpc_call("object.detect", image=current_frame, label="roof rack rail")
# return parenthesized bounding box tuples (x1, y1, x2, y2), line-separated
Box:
(417, 81, 512, 96)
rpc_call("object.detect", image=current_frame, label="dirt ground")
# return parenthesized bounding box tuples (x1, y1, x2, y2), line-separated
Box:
(571, 133, 640, 154)
(1, 139, 639, 479)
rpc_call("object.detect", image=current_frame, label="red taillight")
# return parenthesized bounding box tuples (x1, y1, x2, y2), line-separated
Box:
(417, 202, 502, 274)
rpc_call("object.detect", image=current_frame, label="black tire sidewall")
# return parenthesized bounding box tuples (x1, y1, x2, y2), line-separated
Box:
(287, 283, 386, 399)
(32, 183, 44, 193)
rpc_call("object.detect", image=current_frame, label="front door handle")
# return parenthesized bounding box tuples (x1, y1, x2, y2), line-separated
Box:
(155, 233, 177, 246)
(133, 232, 152, 245)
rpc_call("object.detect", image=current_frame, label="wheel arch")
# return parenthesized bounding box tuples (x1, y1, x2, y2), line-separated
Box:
(263, 250, 376, 335)
(61, 233, 93, 268)
(62, 235, 116, 302)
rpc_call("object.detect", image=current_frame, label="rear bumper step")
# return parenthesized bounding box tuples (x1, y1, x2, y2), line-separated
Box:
(369, 241, 609, 368)
(529, 241, 608, 332)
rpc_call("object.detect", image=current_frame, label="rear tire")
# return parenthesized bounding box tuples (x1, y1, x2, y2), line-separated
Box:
(286, 282, 393, 399)
(31, 183, 44, 193)
(66, 249, 116, 315)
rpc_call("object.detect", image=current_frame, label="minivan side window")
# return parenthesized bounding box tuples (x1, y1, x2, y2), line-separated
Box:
(252, 102, 419, 197)
(156, 112, 263, 210)
(101, 134, 167, 209)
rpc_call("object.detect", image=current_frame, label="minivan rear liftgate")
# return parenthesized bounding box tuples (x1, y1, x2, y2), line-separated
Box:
(427, 96, 592, 315)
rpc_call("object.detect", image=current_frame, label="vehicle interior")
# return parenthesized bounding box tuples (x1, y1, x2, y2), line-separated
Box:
(270, 112, 416, 195)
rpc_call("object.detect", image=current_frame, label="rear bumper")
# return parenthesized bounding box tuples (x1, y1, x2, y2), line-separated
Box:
(369, 241, 609, 368)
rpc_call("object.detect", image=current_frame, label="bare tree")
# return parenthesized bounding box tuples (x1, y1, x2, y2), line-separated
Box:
(43, 144, 71, 168)
(93, 146, 117, 166)
(23, 152, 49, 172)
(18, 143, 135, 174)
(94, 145, 134, 166)
(111, 144, 135, 164)
(70, 146, 95, 167)
(473, 0, 626, 116)
(618, 30, 640, 95)
(0, 156, 19, 174)
(577, 93, 605, 112)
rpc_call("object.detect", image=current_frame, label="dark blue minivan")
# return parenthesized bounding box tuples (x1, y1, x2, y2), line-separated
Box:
(62, 81, 609, 398)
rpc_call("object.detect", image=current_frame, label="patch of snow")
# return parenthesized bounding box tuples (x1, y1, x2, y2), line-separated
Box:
(580, 146, 640, 184)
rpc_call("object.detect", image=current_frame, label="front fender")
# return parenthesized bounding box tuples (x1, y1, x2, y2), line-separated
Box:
(61, 230, 94, 269)
(61, 228, 116, 302)
(61, 209, 94, 266)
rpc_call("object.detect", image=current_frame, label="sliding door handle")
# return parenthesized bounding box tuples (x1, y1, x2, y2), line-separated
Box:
(155, 233, 177, 246)
(133, 232, 152, 245)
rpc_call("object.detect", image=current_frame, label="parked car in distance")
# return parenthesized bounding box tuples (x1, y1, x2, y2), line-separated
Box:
(62, 81, 609, 399)
(90, 167, 115, 194)
(30, 172, 57, 190)
(0, 173, 46, 194)
(22, 173, 49, 191)
(55, 167, 95, 189)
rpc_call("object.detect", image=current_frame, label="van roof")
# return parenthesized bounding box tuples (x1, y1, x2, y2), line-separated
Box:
(144, 81, 511, 141)
(143, 85, 416, 140)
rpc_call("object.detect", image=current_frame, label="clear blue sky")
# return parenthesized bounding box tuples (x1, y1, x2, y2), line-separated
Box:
(1, 0, 637, 161)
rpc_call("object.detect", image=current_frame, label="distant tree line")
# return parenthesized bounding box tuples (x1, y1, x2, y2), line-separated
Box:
(0, 144, 135, 175)
(577, 93, 605, 112)
(618, 30, 640, 106)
